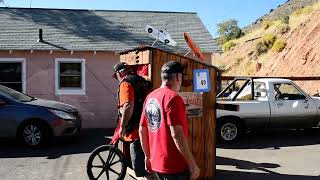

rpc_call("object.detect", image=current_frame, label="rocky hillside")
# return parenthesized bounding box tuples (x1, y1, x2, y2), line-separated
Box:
(214, 1, 320, 94)
(245, 0, 318, 31)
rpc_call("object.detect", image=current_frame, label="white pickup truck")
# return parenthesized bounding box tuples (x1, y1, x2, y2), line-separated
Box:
(216, 78, 320, 142)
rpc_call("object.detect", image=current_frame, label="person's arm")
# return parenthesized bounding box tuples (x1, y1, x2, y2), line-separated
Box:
(170, 125, 200, 179)
(118, 82, 134, 137)
(169, 125, 196, 166)
(139, 125, 152, 172)
(120, 102, 134, 131)
(139, 125, 150, 158)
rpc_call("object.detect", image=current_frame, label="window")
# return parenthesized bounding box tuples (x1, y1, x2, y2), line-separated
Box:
(0, 58, 26, 93)
(274, 83, 305, 100)
(254, 82, 267, 99)
(55, 58, 85, 95)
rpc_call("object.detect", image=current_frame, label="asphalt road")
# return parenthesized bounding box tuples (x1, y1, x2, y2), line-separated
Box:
(216, 129, 320, 180)
(0, 129, 135, 180)
(2, 129, 320, 180)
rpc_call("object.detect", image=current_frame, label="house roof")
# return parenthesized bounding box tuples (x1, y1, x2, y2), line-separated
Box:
(0, 7, 221, 53)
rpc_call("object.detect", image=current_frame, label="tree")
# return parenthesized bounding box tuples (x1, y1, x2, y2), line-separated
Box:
(217, 19, 243, 45)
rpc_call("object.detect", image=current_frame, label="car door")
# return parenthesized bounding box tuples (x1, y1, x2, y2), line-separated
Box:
(270, 83, 317, 128)
(0, 98, 17, 137)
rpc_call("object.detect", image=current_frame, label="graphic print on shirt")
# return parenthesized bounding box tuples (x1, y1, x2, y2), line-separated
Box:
(145, 98, 162, 132)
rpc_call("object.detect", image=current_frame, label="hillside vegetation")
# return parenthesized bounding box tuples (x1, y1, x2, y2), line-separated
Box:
(213, 1, 320, 94)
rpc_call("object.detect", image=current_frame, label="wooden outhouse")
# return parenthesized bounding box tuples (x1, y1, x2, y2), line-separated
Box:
(120, 47, 217, 179)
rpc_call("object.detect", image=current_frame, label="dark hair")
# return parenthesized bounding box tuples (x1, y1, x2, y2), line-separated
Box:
(161, 72, 175, 81)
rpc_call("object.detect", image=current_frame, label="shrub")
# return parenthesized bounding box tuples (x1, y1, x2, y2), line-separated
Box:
(223, 41, 236, 52)
(256, 41, 269, 55)
(272, 39, 286, 52)
(262, 20, 273, 30)
(293, 6, 313, 16)
(277, 23, 291, 34)
(255, 34, 277, 55)
(262, 34, 277, 48)
(281, 16, 290, 24)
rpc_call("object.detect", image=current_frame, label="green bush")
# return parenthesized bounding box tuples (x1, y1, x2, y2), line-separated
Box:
(277, 23, 291, 34)
(293, 6, 313, 16)
(272, 39, 286, 52)
(281, 16, 290, 24)
(255, 34, 277, 55)
(262, 34, 277, 48)
(223, 41, 236, 52)
(262, 20, 273, 30)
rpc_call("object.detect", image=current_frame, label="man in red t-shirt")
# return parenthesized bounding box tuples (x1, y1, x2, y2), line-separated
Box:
(139, 61, 200, 180)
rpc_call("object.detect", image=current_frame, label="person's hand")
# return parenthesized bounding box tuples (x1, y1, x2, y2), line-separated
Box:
(119, 126, 126, 138)
(144, 157, 153, 173)
(189, 163, 200, 180)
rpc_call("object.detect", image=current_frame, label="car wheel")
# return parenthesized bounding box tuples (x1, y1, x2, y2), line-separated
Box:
(217, 119, 242, 143)
(19, 122, 48, 147)
(148, 28, 153, 33)
(164, 39, 170, 44)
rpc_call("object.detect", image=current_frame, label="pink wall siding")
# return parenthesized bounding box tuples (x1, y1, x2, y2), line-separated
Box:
(0, 50, 119, 128)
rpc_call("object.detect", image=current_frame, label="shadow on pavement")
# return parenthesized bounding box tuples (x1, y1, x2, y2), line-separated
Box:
(216, 169, 320, 180)
(217, 128, 320, 149)
(216, 156, 320, 180)
(0, 128, 114, 159)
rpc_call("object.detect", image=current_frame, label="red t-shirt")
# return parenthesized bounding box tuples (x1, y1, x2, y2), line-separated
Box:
(140, 86, 189, 174)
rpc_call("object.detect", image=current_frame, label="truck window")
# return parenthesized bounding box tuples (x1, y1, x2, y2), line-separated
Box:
(254, 82, 267, 99)
(235, 82, 252, 101)
(274, 83, 306, 100)
(218, 80, 247, 101)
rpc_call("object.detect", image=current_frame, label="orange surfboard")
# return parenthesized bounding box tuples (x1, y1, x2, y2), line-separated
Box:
(184, 32, 206, 61)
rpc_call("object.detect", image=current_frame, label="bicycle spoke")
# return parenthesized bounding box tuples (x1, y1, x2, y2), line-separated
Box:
(96, 168, 105, 179)
(105, 170, 110, 180)
(106, 149, 114, 164)
(109, 160, 121, 167)
(108, 150, 117, 164)
(92, 165, 104, 168)
(97, 153, 105, 164)
(109, 167, 121, 176)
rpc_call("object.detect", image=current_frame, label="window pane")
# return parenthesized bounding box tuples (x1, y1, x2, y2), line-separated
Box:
(0, 83, 22, 92)
(60, 63, 81, 76)
(0, 63, 22, 82)
(277, 84, 301, 94)
(60, 76, 81, 88)
(236, 82, 252, 101)
(274, 83, 305, 100)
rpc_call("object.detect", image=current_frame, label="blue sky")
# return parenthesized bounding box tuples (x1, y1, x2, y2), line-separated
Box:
(4, 0, 287, 37)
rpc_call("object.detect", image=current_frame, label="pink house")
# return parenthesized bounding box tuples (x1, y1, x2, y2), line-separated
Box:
(0, 7, 220, 128)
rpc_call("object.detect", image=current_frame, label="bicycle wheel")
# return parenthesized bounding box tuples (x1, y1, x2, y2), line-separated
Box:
(87, 145, 127, 180)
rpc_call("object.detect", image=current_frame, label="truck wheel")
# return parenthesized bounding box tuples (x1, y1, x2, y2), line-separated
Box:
(217, 119, 242, 143)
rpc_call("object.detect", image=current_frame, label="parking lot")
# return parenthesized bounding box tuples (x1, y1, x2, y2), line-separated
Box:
(1, 129, 320, 180)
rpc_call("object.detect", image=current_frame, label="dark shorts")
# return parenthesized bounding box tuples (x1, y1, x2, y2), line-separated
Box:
(130, 140, 149, 177)
(156, 170, 190, 180)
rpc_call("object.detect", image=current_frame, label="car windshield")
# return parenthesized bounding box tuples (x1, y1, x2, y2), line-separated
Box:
(0, 85, 34, 102)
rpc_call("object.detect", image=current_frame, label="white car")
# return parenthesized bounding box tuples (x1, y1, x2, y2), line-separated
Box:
(145, 25, 177, 46)
(216, 78, 320, 142)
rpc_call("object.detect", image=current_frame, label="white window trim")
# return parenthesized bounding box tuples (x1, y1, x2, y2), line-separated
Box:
(55, 58, 86, 95)
(0, 58, 26, 93)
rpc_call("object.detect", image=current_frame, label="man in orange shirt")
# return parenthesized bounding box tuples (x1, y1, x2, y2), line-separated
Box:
(112, 62, 151, 179)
